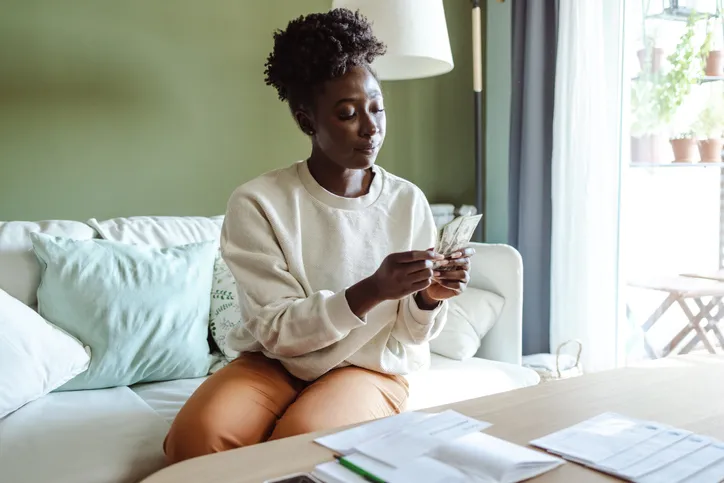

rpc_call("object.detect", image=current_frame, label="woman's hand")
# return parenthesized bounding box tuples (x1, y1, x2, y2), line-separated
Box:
(346, 249, 444, 318)
(420, 247, 475, 302)
(371, 249, 445, 300)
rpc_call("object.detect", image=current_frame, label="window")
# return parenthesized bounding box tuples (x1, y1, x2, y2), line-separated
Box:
(622, 0, 724, 361)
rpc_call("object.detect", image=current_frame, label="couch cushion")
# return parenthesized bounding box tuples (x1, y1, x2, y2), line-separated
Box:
(404, 354, 540, 411)
(0, 386, 169, 483)
(31, 233, 216, 391)
(130, 356, 540, 426)
(0, 288, 90, 418)
(0, 220, 96, 306)
(209, 252, 242, 361)
(131, 377, 208, 425)
(88, 215, 224, 248)
(429, 288, 505, 361)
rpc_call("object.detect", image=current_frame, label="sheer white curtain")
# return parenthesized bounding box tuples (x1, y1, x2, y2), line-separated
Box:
(550, 0, 625, 373)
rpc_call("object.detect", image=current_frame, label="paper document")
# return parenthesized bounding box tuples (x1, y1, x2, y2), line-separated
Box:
(313, 431, 564, 483)
(314, 411, 431, 455)
(342, 453, 467, 483)
(597, 427, 692, 471)
(636, 441, 724, 483)
(354, 409, 491, 467)
(427, 432, 565, 483)
(531, 412, 724, 483)
(530, 412, 666, 464)
(619, 433, 713, 479)
(680, 452, 724, 483)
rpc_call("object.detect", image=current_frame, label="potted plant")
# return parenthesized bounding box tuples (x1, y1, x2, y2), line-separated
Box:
(659, 13, 708, 161)
(670, 131, 699, 162)
(702, 16, 723, 76)
(638, 30, 666, 74)
(631, 77, 667, 163)
(694, 87, 724, 162)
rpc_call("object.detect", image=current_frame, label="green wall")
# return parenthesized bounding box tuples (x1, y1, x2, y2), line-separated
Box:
(0, 0, 477, 223)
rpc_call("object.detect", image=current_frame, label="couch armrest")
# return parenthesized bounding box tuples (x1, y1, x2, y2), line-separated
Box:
(466, 243, 523, 365)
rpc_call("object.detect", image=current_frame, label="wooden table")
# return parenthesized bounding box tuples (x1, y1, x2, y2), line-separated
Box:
(628, 276, 724, 357)
(142, 354, 724, 483)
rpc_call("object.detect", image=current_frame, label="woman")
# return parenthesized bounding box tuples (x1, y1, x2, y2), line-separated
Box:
(164, 7, 475, 464)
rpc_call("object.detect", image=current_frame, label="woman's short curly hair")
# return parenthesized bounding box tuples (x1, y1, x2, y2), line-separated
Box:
(264, 8, 387, 111)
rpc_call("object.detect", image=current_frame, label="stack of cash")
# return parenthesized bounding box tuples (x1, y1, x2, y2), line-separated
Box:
(434, 214, 483, 269)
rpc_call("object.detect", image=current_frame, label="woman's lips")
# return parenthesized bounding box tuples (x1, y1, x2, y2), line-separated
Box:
(355, 145, 378, 155)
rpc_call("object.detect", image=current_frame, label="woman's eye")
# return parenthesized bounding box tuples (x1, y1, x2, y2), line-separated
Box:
(339, 111, 356, 120)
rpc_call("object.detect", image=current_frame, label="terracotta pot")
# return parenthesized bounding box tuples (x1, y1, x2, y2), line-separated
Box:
(670, 138, 698, 162)
(631, 135, 667, 163)
(698, 138, 724, 162)
(705, 50, 723, 77)
(637, 48, 665, 73)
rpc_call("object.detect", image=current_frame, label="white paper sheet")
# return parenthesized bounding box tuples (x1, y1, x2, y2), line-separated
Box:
(342, 453, 469, 483)
(635, 441, 724, 483)
(530, 413, 724, 483)
(428, 432, 565, 483)
(530, 412, 666, 464)
(680, 451, 724, 483)
(597, 427, 691, 471)
(355, 409, 491, 467)
(322, 434, 563, 483)
(619, 434, 714, 479)
(314, 411, 431, 455)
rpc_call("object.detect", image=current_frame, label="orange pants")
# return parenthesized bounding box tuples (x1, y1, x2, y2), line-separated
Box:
(163, 352, 409, 464)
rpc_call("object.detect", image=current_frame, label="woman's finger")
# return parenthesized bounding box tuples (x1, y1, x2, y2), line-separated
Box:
(407, 267, 434, 283)
(434, 270, 469, 283)
(438, 280, 464, 291)
(411, 279, 432, 291)
(444, 257, 470, 270)
(405, 259, 434, 274)
(448, 247, 477, 259)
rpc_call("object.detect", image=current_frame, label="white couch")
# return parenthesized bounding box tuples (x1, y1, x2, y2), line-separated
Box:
(0, 215, 538, 483)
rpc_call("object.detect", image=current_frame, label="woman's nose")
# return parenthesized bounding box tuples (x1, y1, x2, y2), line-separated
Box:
(359, 112, 378, 137)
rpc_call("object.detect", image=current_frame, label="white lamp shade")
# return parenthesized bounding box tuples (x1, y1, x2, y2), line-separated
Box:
(331, 0, 454, 81)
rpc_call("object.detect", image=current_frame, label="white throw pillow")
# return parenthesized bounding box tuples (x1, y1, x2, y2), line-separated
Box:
(429, 288, 505, 361)
(209, 252, 241, 361)
(86, 215, 224, 248)
(0, 289, 91, 419)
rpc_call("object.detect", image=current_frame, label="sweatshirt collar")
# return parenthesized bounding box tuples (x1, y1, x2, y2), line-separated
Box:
(297, 159, 384, 211)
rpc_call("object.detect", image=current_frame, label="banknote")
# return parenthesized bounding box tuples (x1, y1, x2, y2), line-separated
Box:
(434, 214, 483, 269)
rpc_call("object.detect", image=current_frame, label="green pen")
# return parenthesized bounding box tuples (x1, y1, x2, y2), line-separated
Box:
(336, 456, 388, 483)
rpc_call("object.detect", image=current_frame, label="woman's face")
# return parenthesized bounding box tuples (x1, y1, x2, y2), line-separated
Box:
(302, 65, 386, 170)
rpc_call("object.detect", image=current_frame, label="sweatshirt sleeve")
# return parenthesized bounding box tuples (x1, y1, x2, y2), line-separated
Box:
(220, 191, 366, 358)
(390, 188, 449, 345)
(392, 294, 449, 345)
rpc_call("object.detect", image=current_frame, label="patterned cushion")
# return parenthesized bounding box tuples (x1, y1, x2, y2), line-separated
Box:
(209, 251, 241, 361)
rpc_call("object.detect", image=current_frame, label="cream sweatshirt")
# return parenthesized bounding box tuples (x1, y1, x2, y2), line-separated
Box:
(220, 160, 448, 381)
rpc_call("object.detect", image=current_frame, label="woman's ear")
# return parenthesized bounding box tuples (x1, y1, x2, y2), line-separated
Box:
(294, 110, 316, 137)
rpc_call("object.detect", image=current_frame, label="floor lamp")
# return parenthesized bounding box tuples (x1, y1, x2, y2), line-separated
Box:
(331, 0, 485, 241)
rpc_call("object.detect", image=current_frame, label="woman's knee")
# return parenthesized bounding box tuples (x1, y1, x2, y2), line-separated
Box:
(164, 409, 231, 464)
(269, 369, 409, 441)
(163, 354, 302, 465)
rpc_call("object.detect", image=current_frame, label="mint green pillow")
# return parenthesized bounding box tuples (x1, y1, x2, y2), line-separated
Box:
(30, 233, 216, 391)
